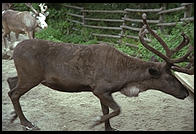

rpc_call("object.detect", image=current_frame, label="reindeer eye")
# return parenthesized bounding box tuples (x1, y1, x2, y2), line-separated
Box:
(149, 68, 161, 78)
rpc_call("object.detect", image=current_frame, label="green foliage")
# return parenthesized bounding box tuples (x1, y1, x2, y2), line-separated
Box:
(114, 44, 138, 56)
(35, 26, 63, 42)
(114, 35, 139, 56)
(47, 8, 68, 21)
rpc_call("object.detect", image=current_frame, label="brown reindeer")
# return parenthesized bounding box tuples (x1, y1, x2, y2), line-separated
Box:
(2, 3, 49, 49)
(7, 13, 194, 131)
(2, 3, 13, 11)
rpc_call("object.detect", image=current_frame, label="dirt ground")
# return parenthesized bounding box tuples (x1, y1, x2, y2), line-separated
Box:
(2, 32, 194, 131)
(2, 59, 194, 131)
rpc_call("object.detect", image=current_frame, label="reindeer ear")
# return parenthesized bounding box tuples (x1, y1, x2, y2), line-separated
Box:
(149, 68, 161, 78)
(150, 56, 159, 62)
(44, 11, 49, 17)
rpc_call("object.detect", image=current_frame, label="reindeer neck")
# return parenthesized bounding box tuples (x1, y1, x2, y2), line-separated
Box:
(123, 55, 161, 82)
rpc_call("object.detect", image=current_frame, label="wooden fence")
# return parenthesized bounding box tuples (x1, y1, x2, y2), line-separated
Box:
(63, 3, 194, 47)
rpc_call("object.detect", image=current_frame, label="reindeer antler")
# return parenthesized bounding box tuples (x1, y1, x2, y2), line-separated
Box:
(139, 13, 194, 75)
(39, 3, 49, 17)
(39, 3, 48, 14)
(25, 3, 39, 15)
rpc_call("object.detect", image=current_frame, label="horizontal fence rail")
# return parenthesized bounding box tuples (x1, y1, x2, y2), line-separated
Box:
(122, 17, 159, 24)
(157, 6, 185, 15)
(84, 18, 123, 22)
(82, 9, 124, 13)
(83, 24, 122, 30)
(124, 8, 162, 12)
(92, 33, 121, 38)
(63, 3, 194, 47)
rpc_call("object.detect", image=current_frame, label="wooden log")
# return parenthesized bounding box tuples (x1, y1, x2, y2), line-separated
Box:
(122, 17, 159, 23)
(183, 4, 192, 18)
(125, 43, 138, 48)
(120, 25, 140, 31)
(120, 12, 127, 38)
(156, 22, 183, 26)
(84, 17, 123, 22)
(82, 10, 86, 25)
(92, 33, 121, 38)
(120, 34, 151, 42)
(181, 3, 193, 6)
(157, 6, 185, 15)
(125, 8, 162, 12)
(63, 4, 84, 10)
(180, 17, 194, 21)
(83, 24, 122, 30)
(159, 3, 166, 33)
(67, 19, 83, 25)
(81, 10, 124, 13)
(157, 19, 194, 26)
(120, 25, 157, 33)
(67, 13, 83, 18)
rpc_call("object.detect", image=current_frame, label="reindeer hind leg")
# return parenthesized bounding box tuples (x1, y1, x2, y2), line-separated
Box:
(8, 77, 41, 130)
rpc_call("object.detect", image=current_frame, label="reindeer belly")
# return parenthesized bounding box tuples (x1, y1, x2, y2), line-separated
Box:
(41, 77, 92, 92)
(9, 25, 25, 33)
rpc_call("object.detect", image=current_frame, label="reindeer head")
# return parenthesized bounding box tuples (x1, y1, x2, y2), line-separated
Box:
(138, 13, 194, 99)
(26, 3, 49, 29)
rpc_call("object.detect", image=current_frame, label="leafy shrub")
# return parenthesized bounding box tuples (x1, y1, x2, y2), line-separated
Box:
(115, 44, 138, 56)
(35, 26, 63, 42)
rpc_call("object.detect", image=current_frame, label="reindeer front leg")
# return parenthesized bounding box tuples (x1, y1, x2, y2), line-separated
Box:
(91, 90, 120, 131)
(26, 31, 34, 39)
(100, 101, 119, 131)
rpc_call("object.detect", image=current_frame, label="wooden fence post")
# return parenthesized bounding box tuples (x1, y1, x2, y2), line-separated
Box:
(182, 3, 192, 18)
(159, 3, 166, 33)
(119, 10, 127, 44)
(81, 7, 85, 25)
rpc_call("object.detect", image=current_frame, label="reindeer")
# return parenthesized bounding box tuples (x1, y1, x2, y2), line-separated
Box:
(2, 3, 13, 11)
(7, 13, 194, 131)
(2, 3, 49, 49)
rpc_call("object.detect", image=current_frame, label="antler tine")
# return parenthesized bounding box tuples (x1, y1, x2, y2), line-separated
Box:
(185, 54, 194, 69)
(139, 24, 171, 62)
(171, 32, 190, 54)
(142, 13, 172, 58)
(171, 65, 194, 75)
(39, 3, 48, 14)
(170, 45, 193, 63)
(171, 45, 194, 75)
(25, 3, 39, 15)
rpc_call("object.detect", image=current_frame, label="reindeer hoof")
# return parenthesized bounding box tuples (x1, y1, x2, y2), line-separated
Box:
(106, 127, 119, 131)
(22, 123, 40, 131)
(89, 116, 104, 129)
